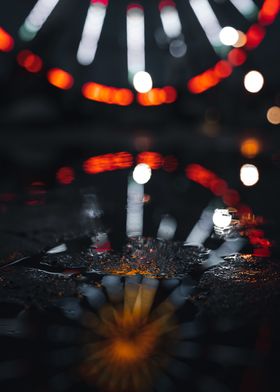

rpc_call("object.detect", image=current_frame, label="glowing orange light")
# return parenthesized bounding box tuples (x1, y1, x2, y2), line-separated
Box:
(137, 86, 177, 106)
(214, 60, 232, 79)
(0, 27, 14, 52)
(188, 70, 220, 94)
(47, 68, 74, 90)
(17, 50, 43, 73)
(240, 138, 261, 159)
(82, 82, 133, 106)
(227, 48, 247, 66)
(83, 152, 133, 174)
(245, 24, 265, 49)
(56, 167, 75, 185)
(137, 152, 163, 169)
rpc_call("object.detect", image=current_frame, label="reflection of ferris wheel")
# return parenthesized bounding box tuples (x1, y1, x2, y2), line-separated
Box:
(0, 0, 279, 105)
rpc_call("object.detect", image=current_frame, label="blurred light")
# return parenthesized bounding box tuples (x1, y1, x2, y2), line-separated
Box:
(133, 163, 152, 184)
(240, 164, 259, 186)
(56, 167, 75, 185)
(77, 0, 108, 65)
(233, 31, 247, 47)
(19, 0, 61, 41)
(244, 70, 264, 93)
(240, 138, 261, 158)
(245, 24, 265, 49)
(213, 209, 232, 228)
(163, 155, 178, 172)
(188, 70, 219, 94)
(17, 50, 43, 73)
(137, 152, 162, 169)
(157, 215, 177, 240)
(127, 4, 145, 81)
(126, 178, 144, 236)
(266, 106, 280, 125)
(82, 82, 134, 105)
(189, 0, 222, 50)
(214, 60, 232, 78)
(47, 68, 74, 90)
(229, 0, 258, 18)
(133, 71, 153, 93)
(227, 48, 247, 66)
(219, 26, 239, 46)
(258, 0, 280, 25)
(159, 1, 182, 38)
(0, 27, 14, 51)
(83, 152, 133, 174)
(137, 86, 177, 106)
(169, 39, 187, 58)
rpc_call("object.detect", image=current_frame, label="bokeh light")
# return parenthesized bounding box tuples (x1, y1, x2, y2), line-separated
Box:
(133, 163, 152, 184)
(240, 164, 259, 186)
(212, 208, 232, 228)
(133, 71, 153, 93)
(219, 26, 239, 46)
(47, 68, 74, 90)
(0, 27, 14, 51)
(244, 70, 264, 93)
(266, 106, 280, 125)
(240, 138, 261, 158)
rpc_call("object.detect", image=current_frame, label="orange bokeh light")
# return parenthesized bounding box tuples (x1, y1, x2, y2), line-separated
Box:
(137, 86, 177, 106)
(259, 0, 280, 25)
(240, 138, 261, 158)
(137, 152, 163, 169)
(83, 152, 133, 174)
(0, 27, 14, 52)
(47, 68, 74, 90)
(82, 82, 134, 106)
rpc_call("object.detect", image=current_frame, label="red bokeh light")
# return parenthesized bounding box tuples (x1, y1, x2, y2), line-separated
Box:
(245, 24, 266, 49)
(258, 0, 280, 25)
(17, 50, 43, 73)
(0, 27, 14, 52)
(227, 48, 247, 66)
(56, 167, 75, 185)
(137, 152, 163, 169)
(162, 156, 178, 172)
(47, 68, 74, 90)
(83, 152, 133, 174)
(82, 83, 134, 106)
(214, 60, 232, 79)
(137, 86, 177, 106)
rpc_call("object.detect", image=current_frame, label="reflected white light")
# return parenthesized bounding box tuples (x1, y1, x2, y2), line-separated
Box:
(240, 164, 259, 186)
(160, 5, 182, 38)
(126, 178, 144, 237)
(127, 5, 145, 81)
(219, 26, 239, 46)
(189, 0, 222, 50)
(133, 71, 153, 93)
(266, 106, 280, 125)
(19, 0, 61, 41)
(169, 39, 187, 57)
(185, 205, 214, 246)
(157, 215, 177, 240)
(133, 163, 152, 184)
(229, 0, 257, 18)
(77, 1, 108, 65)
(244, 70, 264, 93)
(212, 209, 232, 228)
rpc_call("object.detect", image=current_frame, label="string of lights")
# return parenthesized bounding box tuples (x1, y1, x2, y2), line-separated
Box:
(0, 0, 279, 105)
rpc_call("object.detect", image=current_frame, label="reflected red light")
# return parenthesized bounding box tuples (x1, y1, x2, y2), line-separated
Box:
(82, 83, 133, 106)
(83, 152, 133, 174)
(210, 179, 228, 196)
(214, 60, 232, 78)
(163, 86, 177, 103)
(159, 0, 176, 10)
(163, 156, 178, 172)
(253, 248, 271, 257)
(185, 164, 216, 187)
(0, 193, 16, 202)
(17, 50, 43, 73)
(137, 152, 163, 169)
(0, 27, 14, 52)
(127, 3, 144, 11)
(91, 0, 109, 5)
(227, 48, 247, 66)
(223, 189, 240, 206)
(245, 24, 265, 49)
(47, 68, 74, 90)
(56, 167, 75, 185)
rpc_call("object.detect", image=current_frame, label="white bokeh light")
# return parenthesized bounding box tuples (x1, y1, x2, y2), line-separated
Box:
(219, 26, 239, 46)
(240, 164, 259, 186)
(133, 163, 152, 184)
(133, 71, 153, 93)
(212, 209, 232, 229)
(244, 70, 264, 93)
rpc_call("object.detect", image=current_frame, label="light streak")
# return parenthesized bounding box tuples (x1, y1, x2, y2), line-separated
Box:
(127, 4, 145, 81)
